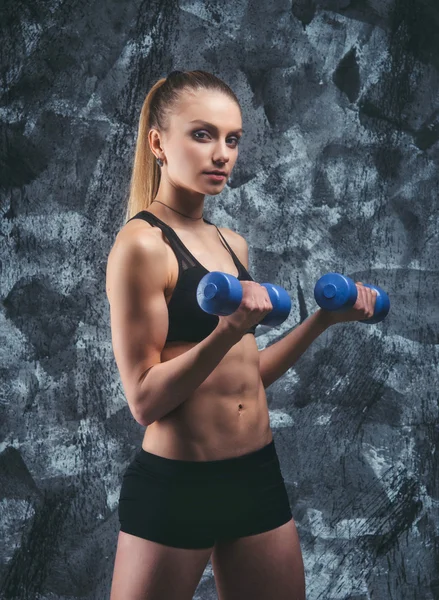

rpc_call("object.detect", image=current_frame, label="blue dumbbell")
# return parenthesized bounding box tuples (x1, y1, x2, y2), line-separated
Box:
(196, 271, 291, 327)
(314, 272, 390, 324)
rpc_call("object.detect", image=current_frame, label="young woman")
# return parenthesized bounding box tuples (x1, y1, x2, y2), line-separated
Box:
(107, 70, 376, 600)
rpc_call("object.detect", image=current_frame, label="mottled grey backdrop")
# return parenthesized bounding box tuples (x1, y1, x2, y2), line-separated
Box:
(1, 0, 438, 598)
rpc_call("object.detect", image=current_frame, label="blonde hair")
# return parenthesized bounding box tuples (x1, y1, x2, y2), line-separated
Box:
(124, 70, 241, 223)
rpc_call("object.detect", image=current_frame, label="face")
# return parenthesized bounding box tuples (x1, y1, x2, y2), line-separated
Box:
(150, 89, 243, 197)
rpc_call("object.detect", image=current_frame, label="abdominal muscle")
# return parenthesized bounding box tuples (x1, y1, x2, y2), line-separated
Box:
(138, 216, 272, 461)
(141, 333, 272, 461)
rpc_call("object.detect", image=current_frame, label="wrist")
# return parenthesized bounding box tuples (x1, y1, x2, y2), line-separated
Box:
(314, 308, 335, 329)
(215, 319, 243, 345)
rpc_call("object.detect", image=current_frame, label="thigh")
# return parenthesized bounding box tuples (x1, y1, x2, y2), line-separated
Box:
(110, 530, 213, 600)
(211, 518, 305, 600)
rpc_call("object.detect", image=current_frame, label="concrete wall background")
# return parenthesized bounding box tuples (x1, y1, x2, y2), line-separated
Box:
(1, 0, 438, 598)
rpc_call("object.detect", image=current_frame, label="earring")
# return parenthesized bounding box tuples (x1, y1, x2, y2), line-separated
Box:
(156, 157, 164, 167)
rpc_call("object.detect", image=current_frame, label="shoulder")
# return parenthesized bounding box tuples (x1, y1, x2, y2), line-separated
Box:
(217, 226, 249, 270)
(107, 219, 168, 291)
(115, 216, 165, 251)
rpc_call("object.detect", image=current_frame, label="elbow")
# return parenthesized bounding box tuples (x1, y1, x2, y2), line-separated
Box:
(128, 393, 151, 427)
(134, 409, 150, 427)
(133, 366, 157, 426)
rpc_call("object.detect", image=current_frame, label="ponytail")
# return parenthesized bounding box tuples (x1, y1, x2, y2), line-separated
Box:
(124, 70, 241, 223)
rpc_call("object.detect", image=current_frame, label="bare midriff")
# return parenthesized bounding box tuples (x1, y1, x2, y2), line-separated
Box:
(140, 215, 272, 462)
(142, 333, 272, 461)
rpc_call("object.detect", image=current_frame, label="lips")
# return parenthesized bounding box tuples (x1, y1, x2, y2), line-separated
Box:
(204, 173, 226, 181)
(204, 171, 227, 176)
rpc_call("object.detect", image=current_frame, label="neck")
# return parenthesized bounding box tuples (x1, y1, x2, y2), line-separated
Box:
(151, 197, 206, 228)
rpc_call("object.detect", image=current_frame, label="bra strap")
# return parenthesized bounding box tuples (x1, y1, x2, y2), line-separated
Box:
(214, 225, 237, 257)
(132, 211, 181, 243)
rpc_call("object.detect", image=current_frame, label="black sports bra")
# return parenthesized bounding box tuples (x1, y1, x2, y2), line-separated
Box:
(127, 210, 257, 343)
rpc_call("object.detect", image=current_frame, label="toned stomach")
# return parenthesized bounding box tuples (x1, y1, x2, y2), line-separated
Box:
(141, 332, 272, 461)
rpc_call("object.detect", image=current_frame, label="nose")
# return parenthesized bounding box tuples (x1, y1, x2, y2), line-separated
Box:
(212, 140, 232, 166)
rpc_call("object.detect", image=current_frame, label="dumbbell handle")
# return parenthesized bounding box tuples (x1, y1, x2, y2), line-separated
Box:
(197, 271, 291, 327)
(314, 272, 390, 324)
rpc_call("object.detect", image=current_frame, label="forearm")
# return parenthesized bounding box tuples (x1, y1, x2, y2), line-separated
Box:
(259, 308, 332, 389)
(135, 323, 242, 426)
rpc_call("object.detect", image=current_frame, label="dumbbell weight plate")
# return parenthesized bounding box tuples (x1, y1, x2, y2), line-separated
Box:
(197, 271, 243, 316)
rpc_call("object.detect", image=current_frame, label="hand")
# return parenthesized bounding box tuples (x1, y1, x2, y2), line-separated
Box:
(217, 280, 273, 335)
(319, 282, 378, 325)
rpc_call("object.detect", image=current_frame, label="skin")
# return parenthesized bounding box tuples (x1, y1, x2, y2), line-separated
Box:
(132, 88, 275, 461)
(149, 87, 243, 223)
(108, 87, 377, 600)
(115, 87, 378, 460)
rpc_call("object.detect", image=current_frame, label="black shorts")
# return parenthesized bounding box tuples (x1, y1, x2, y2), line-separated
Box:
(118, 439, 292, 549)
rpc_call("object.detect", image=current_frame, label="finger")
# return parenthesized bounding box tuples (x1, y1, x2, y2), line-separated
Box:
(260, 286, 272, 306)
(367, 287, 375, 316)
(366, 288, 373, 316)
(358, 285, 369, 316)
(262, 295, 272, 311)
(355, 283, 365, 306)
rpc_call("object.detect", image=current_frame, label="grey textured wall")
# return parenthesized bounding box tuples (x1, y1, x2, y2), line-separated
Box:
(1, 1, 438, 598)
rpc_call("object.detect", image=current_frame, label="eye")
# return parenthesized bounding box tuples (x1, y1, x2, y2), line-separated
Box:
(193, 131, 241, 146)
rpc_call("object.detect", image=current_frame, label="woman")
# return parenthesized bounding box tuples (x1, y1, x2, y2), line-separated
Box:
(107, 70, 376, 600)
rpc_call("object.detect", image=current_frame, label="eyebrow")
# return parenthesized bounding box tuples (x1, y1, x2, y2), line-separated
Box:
(189, 119, 244, 134)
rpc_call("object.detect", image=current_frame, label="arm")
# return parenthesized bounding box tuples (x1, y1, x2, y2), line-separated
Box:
(138, 325, 241, 425)
(258, 281, 380, 388)
(224, 230, 332, 389)
(258, 309, 331, 389)
(106, 225, 242, 428)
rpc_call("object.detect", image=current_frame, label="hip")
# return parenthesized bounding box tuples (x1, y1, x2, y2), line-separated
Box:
(118, 437, 292, 548)
(121, 437, 285, 505)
